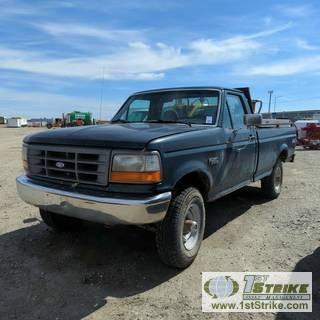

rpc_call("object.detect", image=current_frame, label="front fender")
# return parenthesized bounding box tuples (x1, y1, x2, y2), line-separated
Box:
(166, 159, 213, 190)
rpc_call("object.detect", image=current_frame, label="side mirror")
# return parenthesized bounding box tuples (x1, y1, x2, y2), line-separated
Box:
(251, 100, 263, 113)
(244, 114, 262, 126)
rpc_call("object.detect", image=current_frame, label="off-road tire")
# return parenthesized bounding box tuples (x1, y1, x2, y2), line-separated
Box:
(156, 187, 205, 269)
(40, 209, 83, 232)
(261, 160, 283, 199)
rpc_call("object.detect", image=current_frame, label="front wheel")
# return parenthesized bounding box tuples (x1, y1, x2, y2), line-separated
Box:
(261, 160, 283, 199)
(156, 187, 205, 269)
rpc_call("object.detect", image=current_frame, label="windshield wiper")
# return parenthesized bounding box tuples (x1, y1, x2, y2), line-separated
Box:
(146, 119, 192, 127)
(111, 119, 193, 127)
(111, 119, 129, 123)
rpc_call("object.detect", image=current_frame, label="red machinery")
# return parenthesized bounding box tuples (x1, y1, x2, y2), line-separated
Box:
(298, 123, 320, 149)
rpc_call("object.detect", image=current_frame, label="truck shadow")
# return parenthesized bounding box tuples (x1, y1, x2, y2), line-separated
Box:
(0, 223, 178, 319)
(275, 247, 320, 320)
(204, 185, 270, 238)
(0, 185, 271, 319)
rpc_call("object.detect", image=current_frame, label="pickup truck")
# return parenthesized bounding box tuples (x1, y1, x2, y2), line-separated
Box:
(16, 87, 296, 268)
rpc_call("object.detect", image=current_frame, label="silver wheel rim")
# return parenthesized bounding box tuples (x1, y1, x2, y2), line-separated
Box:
(182, 201, 201, 251)
(274, 166, 282, 193)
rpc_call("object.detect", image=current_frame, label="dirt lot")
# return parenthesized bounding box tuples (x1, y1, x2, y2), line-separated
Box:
(0, 126, 319, 320)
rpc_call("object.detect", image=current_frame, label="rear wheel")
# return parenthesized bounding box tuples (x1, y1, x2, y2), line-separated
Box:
(261, 160, 283, 199)
(40, 209, 83, 232)
(156, 187, 205, 269)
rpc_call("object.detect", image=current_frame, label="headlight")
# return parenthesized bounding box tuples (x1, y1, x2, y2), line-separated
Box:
(22, 144, 28, 172)
(110, 152, 162, 184)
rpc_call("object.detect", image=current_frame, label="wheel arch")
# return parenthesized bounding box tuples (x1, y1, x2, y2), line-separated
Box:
(173, 170, 211, 201)
(279, 144, 289, 162)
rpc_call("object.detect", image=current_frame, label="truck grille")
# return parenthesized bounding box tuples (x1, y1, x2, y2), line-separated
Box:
(27, 145, 110, 186)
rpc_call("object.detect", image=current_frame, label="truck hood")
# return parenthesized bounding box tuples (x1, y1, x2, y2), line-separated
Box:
(24, 123, 208, 149)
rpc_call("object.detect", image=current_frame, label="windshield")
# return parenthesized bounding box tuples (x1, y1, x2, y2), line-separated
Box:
(113, 90, 220, 125)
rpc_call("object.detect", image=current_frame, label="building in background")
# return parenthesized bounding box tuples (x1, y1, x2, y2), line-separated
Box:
(262, 109, 320, 122)
(312, 113, 320, 120)
(27, 118, 51, 127)
(7, 117, 28, 128)
(0, 116, 7, 124)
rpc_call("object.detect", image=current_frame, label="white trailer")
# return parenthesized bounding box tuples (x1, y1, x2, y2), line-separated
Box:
(7, 118, 27, 128)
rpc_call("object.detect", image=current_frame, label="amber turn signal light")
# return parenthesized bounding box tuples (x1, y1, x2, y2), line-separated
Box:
(110, 171, 161, 184)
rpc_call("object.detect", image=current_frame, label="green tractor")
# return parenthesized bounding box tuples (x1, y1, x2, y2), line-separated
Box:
(65, 111, 93, 127)
(47, 111, 94, 129)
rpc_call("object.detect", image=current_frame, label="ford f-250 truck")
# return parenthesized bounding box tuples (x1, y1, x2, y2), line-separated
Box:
(17, 87, 296, 268)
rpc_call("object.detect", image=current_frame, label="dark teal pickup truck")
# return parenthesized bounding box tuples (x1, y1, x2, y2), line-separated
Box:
(17, 87, 296, 268)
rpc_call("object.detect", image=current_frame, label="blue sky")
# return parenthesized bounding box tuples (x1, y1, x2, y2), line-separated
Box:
(1, 0, 320, 119)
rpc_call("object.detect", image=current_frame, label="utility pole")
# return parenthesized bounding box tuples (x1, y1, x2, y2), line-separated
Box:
(273, 95, 283, 113)
(99, 68, 105, 121)
(268, 90, 273, 114)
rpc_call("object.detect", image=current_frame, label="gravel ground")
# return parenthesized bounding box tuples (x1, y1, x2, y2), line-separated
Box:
(0, 126, 319, 320)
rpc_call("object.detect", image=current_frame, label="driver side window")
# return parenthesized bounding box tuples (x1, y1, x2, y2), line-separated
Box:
(226, 94, 246, 129)
(222, 104, 232, 129)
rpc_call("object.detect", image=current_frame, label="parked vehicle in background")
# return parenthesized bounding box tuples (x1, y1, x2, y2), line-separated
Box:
(65, 111, 92, 127)
(16, 87, 296, 268)
(298, 122, 320, 149)
(295, 120, 319, 147)
(47, 112, 93, 129)
(47, 118, 63, 129)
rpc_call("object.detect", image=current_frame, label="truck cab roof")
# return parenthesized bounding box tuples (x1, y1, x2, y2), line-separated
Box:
(132, 86, 243, 96)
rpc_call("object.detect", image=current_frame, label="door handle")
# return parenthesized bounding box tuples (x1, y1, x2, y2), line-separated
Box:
(235, 145, 247, 152)
(234, 136, 255, 152)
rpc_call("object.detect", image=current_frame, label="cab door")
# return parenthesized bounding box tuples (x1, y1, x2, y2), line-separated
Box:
(220, 92, 257, 190)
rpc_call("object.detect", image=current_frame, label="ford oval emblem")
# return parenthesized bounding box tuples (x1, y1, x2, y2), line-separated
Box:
(56, 161, 65, 169)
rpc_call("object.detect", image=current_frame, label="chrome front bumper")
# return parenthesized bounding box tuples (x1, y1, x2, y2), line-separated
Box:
(16, 176, 171, 225)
